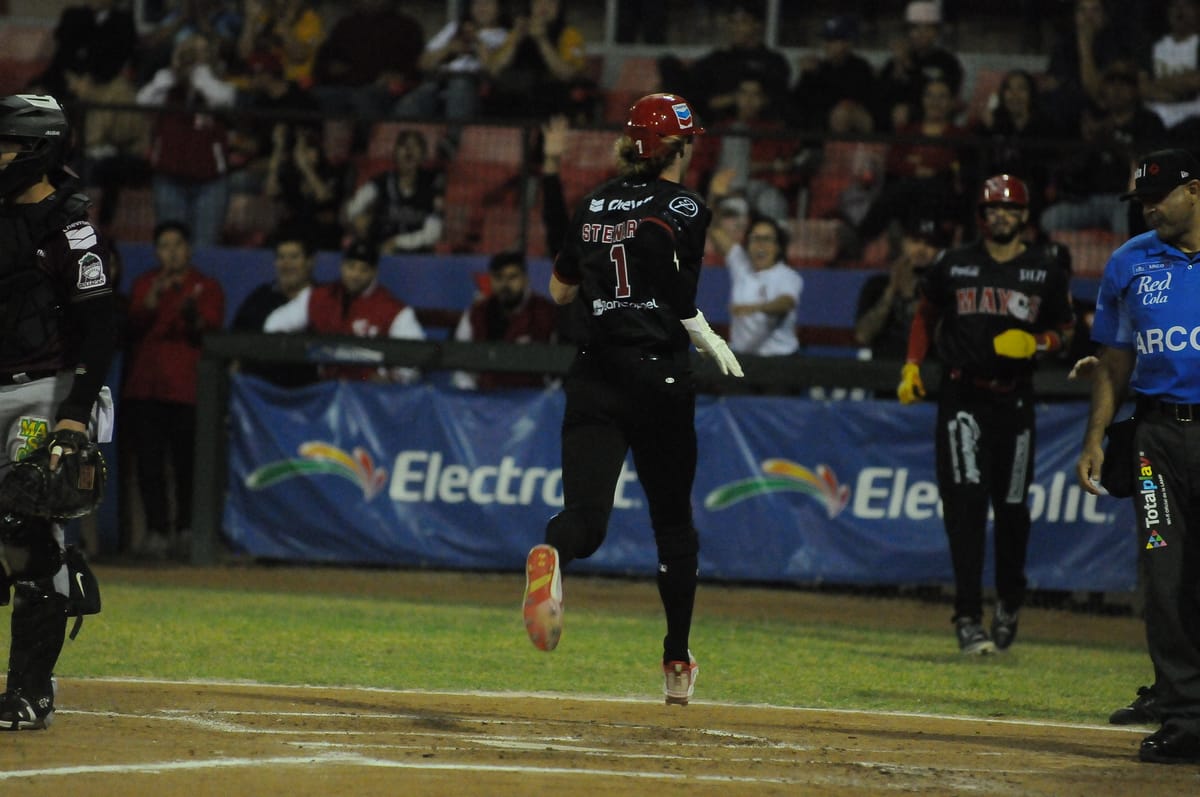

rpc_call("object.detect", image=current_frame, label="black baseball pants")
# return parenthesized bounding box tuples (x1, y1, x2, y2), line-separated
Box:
(1132, 408, 1200, 736)
(935, 380, 1035, 621)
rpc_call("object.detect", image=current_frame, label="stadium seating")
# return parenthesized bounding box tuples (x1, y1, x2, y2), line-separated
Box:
(441, 125, 524, 253)
(0, 24, 52, 94)
(804, 140, 888, 220)
(604, 56, 660, 124)
(788, 218, 841, 267)
(1048, 228, 1121, 277)
(558, 128, 616, 206)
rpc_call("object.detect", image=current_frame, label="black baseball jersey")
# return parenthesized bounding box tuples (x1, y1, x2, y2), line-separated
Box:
(0, 185, 116, 422)
(554, 176, 710, 352)
(921, 240, 1074, 379)
(0, 188, 114, 374)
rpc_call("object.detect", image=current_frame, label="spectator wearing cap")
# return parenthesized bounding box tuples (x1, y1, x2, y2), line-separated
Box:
(1042, 62, 1167, 239)
(451, 251, 560, 390)
(264, 239, 426, 382)
(788, 15, 876, 133)
(854, 216, 951, 361)
(874, 0, 965, 131)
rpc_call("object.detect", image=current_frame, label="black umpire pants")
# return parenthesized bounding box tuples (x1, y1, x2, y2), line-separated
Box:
(935, 378, 1035, 621)
(546, 346, 698, 565)
(1131, 404, 1200, 736)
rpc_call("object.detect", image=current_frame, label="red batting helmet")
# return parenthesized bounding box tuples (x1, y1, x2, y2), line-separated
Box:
(625, 93, 704, 159)
(978, 174, 1029, 208)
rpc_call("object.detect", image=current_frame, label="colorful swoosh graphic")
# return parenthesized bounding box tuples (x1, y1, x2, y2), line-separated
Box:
(703, 459, 850, 518)
(245, 442, 388, 500)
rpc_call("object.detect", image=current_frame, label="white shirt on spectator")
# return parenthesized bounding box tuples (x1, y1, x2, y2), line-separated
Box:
(726, 244, 803, 356)
(135, 64, 237, 108)
(1148, 33, 1200, 128)
(425, 22, 509, 74)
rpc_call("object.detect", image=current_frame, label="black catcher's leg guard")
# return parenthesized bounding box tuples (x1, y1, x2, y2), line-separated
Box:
(1, 513, 68, 726)
(6, 581, 68, 708)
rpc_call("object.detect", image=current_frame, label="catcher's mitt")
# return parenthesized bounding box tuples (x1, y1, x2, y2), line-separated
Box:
(0, 429, 106, 520)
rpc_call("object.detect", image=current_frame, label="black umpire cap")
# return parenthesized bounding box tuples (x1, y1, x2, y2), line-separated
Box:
(1121, 149, 1200, 201)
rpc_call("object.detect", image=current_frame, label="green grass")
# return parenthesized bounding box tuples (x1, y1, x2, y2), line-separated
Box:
(19, 577, 1148, 725)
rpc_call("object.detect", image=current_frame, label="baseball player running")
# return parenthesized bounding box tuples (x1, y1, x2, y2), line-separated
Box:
(0, 94, 115, 729)
(899, 174, 1075, 654)
(522, 93, 742, 705)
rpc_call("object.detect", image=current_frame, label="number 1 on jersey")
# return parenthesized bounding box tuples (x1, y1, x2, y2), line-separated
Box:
(610, 243, 632, 298)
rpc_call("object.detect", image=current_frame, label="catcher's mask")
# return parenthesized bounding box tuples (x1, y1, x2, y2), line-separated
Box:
(625, 93, 705, 160)
(0, 94, 69, 199)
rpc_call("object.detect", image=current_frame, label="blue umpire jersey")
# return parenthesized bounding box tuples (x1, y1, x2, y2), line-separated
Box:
(1092, 231, 1200, 402)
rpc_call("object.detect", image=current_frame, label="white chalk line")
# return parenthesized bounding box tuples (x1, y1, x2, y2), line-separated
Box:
(0, 676, 1136, 786)
(63, 675, 1147, 735)
(0, 751, 804, 785)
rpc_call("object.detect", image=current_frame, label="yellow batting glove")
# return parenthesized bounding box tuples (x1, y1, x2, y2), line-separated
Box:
(897, 363, 925, 405)
(993, 328, 1038, 359)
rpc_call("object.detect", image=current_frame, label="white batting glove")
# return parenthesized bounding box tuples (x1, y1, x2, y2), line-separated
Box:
(681, 310, 744, 377)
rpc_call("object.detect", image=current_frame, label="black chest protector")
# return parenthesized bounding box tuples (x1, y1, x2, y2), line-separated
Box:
(0, 190, 92, 363)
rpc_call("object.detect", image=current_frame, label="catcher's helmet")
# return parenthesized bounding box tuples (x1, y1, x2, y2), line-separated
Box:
(0, 94, 68, 199)
(625, 93, 704, 159)
(978, 174, 1029, 209)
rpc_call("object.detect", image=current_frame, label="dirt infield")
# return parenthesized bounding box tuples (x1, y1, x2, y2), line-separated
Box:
(0, 678, 1190, 796)
(0, 566, 1193, 795)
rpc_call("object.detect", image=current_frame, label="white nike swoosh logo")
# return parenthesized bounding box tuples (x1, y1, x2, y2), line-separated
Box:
(74, 571, 85, 598)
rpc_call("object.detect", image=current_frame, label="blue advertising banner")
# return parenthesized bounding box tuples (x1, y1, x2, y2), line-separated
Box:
(224, 377, 1137, 591)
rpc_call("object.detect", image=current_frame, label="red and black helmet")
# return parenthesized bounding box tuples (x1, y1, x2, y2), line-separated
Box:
(978, 174, 1029, 209)
(625, 93, 704, 159)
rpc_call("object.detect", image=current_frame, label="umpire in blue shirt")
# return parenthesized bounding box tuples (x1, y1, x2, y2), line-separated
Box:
(1078, 148, 1200, 764)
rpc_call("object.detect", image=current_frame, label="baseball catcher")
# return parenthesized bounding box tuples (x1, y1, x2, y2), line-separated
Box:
(0, 94, 116, 730)
(0, 429, 106, 520)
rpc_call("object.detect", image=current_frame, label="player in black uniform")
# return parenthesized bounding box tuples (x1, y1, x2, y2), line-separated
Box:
(521, 93, 742, 705)
(0, 94, 116, 728)
(898, 174, 1075, 654)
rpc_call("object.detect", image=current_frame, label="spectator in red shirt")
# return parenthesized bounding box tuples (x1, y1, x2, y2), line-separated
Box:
(452, 251, 560, 390)
(263, 238, 425, 382)
(859, 76, 967, 245)
(123, 220, 226, 559)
